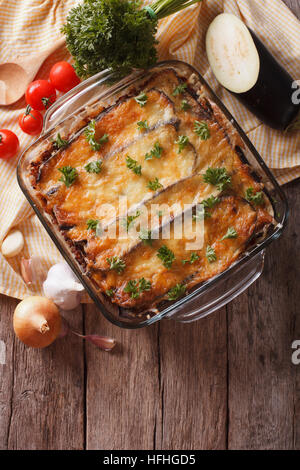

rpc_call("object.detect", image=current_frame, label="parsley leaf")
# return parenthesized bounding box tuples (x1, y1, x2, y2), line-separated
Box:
(126, 155, 142, 175)
(245, 187, 264, 206)
(181, 99, 191, 111)
(122, 211, 141, 231)
(54, 133, 69, 149)
(139, 228, 153, 246)
(221, 227, 238, 241)
(135, 92, 148, 107)
(137, 120, 149, 131)
(157, 245, 175, 269)
(84, 120, 108, 151)
(106, 288, 115, 297)
(194, 121, 210, 140)
(145, 142, 163, 160)
(168, 283, 186, 300)
(86, 219, 103, 236)
(203, 167, 231, 191)
(106, 256, 126, 274)
(202, 195, 220, 218)
(206, 245, 217, 263)
(58, 165, 78, 187)
(182, 252, 199, 265)
(147, 177, 163, 191)
(172, 83, 187, 96)
(175, 135, 189, 153)
(124, 277, 151, 299)
(85, 160, 103, 174)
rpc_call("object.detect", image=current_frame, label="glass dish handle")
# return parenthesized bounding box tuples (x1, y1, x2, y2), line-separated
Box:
(42, 68, 112, 134)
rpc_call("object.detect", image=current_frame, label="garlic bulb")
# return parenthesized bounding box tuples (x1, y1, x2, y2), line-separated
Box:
(43, 262, 85, 310)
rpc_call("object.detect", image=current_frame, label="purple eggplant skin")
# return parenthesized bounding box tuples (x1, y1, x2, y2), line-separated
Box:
(230, 29, 300, 131)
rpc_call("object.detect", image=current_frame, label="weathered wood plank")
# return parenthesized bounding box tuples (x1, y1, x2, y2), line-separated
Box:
(227, 180, 300, 449)
(0, 300, 85, 450)
(156, 310, 227, 450)
(84, 304, 160, 450)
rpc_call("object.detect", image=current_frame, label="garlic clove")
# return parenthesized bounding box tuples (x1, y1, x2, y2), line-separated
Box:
(20, 256, 46, 285)
(1, 229, 24, 258)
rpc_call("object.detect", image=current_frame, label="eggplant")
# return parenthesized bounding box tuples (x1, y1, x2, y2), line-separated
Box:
(206, 13, 300, 130)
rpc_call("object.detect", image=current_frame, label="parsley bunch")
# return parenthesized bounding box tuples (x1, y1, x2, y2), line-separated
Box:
(62, 0, 202, 80)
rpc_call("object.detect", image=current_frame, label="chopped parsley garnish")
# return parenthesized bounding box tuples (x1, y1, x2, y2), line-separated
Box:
(84, 120, 108, 151)
(148, 177, 163, 191)
(194, 121, 210, 140)
(85, 160, 103, 174)
(139, 228, 153, 246)
(172, 83, 187, 96)
(221, 227, 238, 241)
(157, 245, 175, 269)
(137, 120, 149, 131)
(206, 245, 217, 263)
(168, 283, 186, 300)
(126, 155, 142, 175)
(134, 92, 148, 107)
(182, 252, 200, 265)
(245, 187, 264, 206)
(122, 211, 141, 231)
(175, 135, 189, 153)
(145, 142, 163, 160)
(54, 133, 69, 149)
(86, 219, 103, 237)
(181, 99, 191, 111)
(202, 195, 220, 218)
(124, 277, 151, 299)
(106, 288, 115, 297)
(106, 256, 126, 274)
(203, 167, 231, 191)
(58, 165, 78, 187)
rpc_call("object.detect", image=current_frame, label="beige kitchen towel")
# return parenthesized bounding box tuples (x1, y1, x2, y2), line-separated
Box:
(0, 0, 299, 300)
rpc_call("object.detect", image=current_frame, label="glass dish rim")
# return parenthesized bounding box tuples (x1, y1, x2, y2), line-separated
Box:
(17, 59, 289, 329)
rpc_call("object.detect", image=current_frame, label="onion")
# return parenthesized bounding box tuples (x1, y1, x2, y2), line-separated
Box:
(13, 296, 61, 348)
(206, 13, 260, 94)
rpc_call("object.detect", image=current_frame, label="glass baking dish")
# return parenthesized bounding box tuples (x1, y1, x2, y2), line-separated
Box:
(17, 60, 288, 329)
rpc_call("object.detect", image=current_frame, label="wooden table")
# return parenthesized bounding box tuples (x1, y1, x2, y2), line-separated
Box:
(0, 0, 299, 451)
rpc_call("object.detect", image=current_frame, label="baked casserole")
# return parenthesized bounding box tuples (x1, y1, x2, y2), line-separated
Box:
(29, 68, 273, 315)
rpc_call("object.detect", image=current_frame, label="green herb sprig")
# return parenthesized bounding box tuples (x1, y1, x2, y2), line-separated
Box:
(124, 277, 151, 299)
(168, 283, 186, 300)
(145, 142, 163, 160)
(148, 177, 163, 191)
(175, 135, 189, 153)
(85, 160, 103, 173)
(221, 227, 238, 241)
(206, 245, 217, 263)
(245, 187, 264, 206)
(157, 245, 175, 269)
(106, 256, 126, 274)
(194, 121, 210, 140)
(203, 167, 231, 191)
(84, 120, 108, 151)
(62, 0, 202, 81)
(58, 166, 78, 187)
(126, 156, 142, 175)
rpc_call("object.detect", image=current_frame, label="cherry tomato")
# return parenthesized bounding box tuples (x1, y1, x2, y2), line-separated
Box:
(25, 80, 56, 111)
(0, 129, 20, 160)
(19, 106, 43, 136)
(49, 61, 80, 93)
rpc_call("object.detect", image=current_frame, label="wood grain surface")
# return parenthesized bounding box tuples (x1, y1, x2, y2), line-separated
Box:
(0, 0, 299, 451)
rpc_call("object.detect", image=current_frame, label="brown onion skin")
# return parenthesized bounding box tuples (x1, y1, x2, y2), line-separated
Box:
(13, 296, 61, 348)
